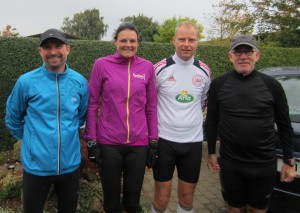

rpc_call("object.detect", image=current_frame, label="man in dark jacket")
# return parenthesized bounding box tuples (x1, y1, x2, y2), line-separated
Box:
(205, 35, 296, 213)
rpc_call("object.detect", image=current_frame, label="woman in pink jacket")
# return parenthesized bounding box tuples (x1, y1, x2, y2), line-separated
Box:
(85, 22, 158, 213)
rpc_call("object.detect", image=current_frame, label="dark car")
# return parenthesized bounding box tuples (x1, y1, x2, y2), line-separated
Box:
(260, 66, 300, 213)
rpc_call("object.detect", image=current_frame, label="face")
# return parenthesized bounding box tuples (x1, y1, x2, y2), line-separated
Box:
(173, 25, 199, 61)
(114, 29, 138, 59)
(229, 45, 260, 76)
(38, 39, 70, 72)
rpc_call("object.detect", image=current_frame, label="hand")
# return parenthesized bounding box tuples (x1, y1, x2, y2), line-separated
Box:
(147, 139, 158, 168)
(207, 154, 220, 173)
(87, 142, 102, 170)
(280, 163, 296, 182)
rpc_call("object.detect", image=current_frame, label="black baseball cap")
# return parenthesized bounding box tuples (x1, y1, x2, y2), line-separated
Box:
(230, 35, 258, 50)
(40, 29, 67, 47)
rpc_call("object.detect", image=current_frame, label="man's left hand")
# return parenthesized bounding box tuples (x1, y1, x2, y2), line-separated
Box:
(280, 163, 296, 182)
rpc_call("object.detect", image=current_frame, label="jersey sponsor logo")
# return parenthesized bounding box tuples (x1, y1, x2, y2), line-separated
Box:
(133, 73, 145, 80)
(167, 75, 176, 82)
(175, 90, 194, 103)
(192, 75, 203, 87)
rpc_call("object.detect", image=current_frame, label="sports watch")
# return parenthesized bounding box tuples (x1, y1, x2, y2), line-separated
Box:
(149, 139, 158, 144)
(87, 140, 97, 148)
(283, 158, 296, 167)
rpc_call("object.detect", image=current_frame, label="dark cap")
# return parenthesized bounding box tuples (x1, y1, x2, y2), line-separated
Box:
(230, 35, 258, 50)
(40, 29, 67, 47)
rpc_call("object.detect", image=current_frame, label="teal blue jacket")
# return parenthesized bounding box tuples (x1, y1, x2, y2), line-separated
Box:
(5, 64, 88, 176)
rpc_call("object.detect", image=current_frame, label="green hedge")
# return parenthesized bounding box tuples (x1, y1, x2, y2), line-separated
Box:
(1, 37, 300, 150)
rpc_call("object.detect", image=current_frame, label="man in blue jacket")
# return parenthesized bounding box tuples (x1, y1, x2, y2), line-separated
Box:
(5, 28, 88, 213)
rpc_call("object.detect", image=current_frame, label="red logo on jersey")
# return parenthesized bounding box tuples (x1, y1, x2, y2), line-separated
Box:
(192, 75, 203, 87)
(167, 75, 176, 82)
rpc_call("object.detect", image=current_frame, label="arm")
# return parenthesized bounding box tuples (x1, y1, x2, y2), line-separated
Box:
(205, 80, 220, 172)
(273, 82, 296, 181)
(205, 80, 219, 155)
(146, 66, 158, 140)
(5, 78, 27, 140)
(78, 78, 89, 128)
(274, 83, 294, 160)
(84, 60, 102, 141)
(201, 66, 212, 112)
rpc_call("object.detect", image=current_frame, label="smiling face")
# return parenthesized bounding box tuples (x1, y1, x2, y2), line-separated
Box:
(229, 44, 261, 76)
(38, 38, 70, 72)
(114, 29, 139, 59)
(173, 23, 199, 61)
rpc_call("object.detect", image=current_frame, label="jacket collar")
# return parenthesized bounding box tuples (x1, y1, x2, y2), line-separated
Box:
(232, 69, 258, 79)
(113, 52, 137, 64)
(41, 63, 69, 79)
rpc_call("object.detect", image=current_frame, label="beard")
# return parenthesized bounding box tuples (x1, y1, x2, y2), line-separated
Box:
(44, 54, 67, 72)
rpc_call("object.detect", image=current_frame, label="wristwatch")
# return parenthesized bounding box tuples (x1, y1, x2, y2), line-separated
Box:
(283, 158, 296, 167)
(149, 139, 158, 144)
(87, 140, 97, 148)
(149, 139, 158, 148)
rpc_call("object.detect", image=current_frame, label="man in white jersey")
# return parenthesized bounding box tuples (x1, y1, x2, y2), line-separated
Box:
(151, 21, 211, 213)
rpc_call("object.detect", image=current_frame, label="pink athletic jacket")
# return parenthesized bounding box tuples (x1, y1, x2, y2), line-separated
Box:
(85, 52, 158, 146)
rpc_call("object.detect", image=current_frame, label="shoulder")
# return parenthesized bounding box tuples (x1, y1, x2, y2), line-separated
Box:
(90, 56, 112, 76)
(154, 58, 167, 70)
(98, 55, 110, 62)
(68, 68, 85, 76)
(68, 70, 87, 84)
(134, 56, 153, 67)
(256, 71, 283, 95)
(212, 71, 232, 84)
(194, 59, 211, 78)
(18, 67, 43, 83)
(209, 71, 234, 93)
(93, 55, 113, 66)
(257, 71, 280, 85)
(154, 57, 175, 75)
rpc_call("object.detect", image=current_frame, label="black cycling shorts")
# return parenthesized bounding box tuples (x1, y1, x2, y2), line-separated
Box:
(153, 138, 202, 183)
(219, 157, 277, 210)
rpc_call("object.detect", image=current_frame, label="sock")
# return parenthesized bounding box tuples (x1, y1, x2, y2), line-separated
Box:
(151, 204, 167, 213)
(177, 203, 193, 213)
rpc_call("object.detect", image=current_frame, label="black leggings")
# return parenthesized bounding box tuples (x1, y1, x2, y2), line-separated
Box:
(100, 144, 148, 213)
(23, 168, 80, 213)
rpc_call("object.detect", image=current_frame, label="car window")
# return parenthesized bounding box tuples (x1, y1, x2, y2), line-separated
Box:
(274, 76, 300, 116)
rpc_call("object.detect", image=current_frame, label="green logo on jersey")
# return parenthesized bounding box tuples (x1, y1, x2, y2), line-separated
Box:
(176, 90, 194, 103)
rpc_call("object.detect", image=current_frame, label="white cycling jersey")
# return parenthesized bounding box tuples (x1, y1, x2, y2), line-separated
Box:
(154, 53, 211, 143)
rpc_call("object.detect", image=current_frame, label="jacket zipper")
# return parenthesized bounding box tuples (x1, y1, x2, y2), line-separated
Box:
(126, 60, 131, 143)
(56, 74, 61, 175)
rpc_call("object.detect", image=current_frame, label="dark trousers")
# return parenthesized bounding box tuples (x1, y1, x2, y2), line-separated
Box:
(100, 144, 148, 213)
(22, 168, 80, 213)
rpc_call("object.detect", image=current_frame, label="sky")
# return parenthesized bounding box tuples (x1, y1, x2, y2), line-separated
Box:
(0, 0, 220, 41)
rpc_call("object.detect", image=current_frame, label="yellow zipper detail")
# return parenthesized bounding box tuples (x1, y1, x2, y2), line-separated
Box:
(126, 60, 131, 143)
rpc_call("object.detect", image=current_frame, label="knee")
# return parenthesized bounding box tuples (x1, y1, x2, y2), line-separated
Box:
(154, 181, 172, 210)
(153, 193, 170, 211)
(178, 191, 193, 208)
